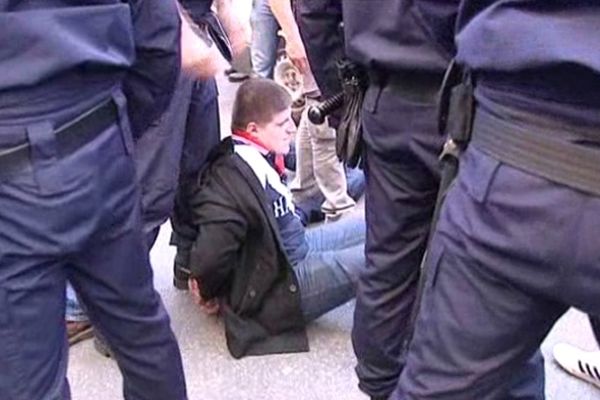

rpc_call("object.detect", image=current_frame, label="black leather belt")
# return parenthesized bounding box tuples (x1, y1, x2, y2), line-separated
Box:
(472, 106, 600, 197)
(0, 99, 118, 175)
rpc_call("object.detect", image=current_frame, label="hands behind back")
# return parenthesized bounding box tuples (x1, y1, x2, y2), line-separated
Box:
(188, 278, 221, 316)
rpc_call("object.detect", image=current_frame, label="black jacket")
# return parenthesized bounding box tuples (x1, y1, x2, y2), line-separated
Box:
(172, 138, 308, 358)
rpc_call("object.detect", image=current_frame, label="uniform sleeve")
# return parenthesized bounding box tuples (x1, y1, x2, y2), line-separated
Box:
(297, 0, 344, 99)
(188, 185, 248, 300)
(123, 0, 182, 137)
(412, 0, 460, 59)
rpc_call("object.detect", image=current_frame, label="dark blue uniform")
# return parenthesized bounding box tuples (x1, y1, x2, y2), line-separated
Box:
(297, 0, 344, 127)
(342, 2, 446, 398)
(175, 0, 222, 181)
(342, 1, 543, 399)
(135, 0, 221, 249)
(394, 1, 600, 398)
(167, 0, 222, 286)
(0, 1, 186, 399)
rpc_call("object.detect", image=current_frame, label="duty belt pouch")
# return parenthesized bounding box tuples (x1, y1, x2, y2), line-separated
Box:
(438, 60, 475, 157)
(446, 79, 474, 146)
(436, 62, 474, 212)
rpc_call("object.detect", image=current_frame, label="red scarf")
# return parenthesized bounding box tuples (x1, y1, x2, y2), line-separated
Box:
(232, 129, 286, 176)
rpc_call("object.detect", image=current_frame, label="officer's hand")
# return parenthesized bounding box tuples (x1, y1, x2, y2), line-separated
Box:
(188, 278, 220, 315)
(284, 35, 310, 75)
(180, 11, 229, 78)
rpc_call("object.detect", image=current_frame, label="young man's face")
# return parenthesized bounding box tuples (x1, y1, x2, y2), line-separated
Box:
(254, 107, 295, 155)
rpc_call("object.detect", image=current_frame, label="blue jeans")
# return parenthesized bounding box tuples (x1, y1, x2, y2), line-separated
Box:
(66, 282, 88, 323)
(294, 213, 366, 322)
(295, 167, 365, 224)
(69, 212, 366, 328)
(250, 0, 280, 78)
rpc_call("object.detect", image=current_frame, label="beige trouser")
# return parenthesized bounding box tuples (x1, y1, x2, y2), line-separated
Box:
(290, 98, 355, 217)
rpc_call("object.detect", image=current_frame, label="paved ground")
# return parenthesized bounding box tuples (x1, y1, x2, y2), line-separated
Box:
(68, 76, 600, 399)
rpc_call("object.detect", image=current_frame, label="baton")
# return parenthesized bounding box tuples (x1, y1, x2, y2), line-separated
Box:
(307, 92, 345, 125)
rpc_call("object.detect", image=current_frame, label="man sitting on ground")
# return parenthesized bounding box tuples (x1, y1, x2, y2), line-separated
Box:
(174, 78, 365, 358)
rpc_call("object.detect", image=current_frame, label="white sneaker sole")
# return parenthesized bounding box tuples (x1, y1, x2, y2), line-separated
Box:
(553, 343, 600, 389)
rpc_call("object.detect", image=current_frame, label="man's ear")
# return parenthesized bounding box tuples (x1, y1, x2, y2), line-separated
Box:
(245, 122, 260, 138)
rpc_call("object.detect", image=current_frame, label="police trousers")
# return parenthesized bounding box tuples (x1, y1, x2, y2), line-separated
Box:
(170, 77, 221, 285)
(393, 104, 600, 399)
(353, 75, 544, 399)
(352, 76, 444, 398)
(0, 92, 187, 400)
(137, 75, 220, 247)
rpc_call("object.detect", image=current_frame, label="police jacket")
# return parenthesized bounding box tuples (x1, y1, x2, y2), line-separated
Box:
(0, 1, 180, 137)
(174, 138, 308, 358)
(297, 0, 344, 100)
(297, 0, 344, 127)
(413, 0, 600, 107)
(343, 0, 448, 75)
(121, 0, 181, 136)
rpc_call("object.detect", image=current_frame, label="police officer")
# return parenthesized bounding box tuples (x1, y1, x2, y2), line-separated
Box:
(170, 0, 250, 290)
(393, 1, 600, 398)
(0, 1, 187, 398)
(66, 0, 248, 349)
(296, 0, 344, 125)
(138, 0, 231, 249)
(341, 1, 543, 399)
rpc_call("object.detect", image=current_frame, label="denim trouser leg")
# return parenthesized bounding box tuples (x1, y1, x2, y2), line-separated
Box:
(346, 167, 366, 201)
(293, 214, 366, 322)
(66, 282, 89, 323)
(507, 351, 546, 400)
(250, 0, 280, 79)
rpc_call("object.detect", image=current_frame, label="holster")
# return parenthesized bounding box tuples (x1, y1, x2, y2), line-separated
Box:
(438, 59, 475, 170)
(336, 60, 368, 168)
